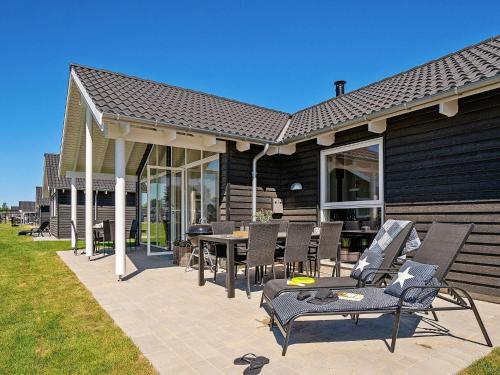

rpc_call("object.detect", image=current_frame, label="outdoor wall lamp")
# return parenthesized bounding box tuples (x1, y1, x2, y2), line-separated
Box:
(290, 182, 303, 191)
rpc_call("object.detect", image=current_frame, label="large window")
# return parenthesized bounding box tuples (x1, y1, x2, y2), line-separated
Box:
(320, 138, 383, 230)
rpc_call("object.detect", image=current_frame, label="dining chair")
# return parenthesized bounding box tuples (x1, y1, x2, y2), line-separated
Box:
(242, 223, 280, 298)
(127, 219, 138, 251)
(280, 223, 315, 278)
(211, 221, 238, 281)
(308, 221, 343, 277)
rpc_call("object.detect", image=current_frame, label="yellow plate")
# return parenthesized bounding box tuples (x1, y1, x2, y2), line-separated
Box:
(291, 276, 316, 284)
(232, 231, 248, 237)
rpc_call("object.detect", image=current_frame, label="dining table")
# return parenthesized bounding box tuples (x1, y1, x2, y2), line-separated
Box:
(197, 231, 328, 298)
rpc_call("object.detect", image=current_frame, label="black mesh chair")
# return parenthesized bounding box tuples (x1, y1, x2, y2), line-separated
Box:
(242, 223, 280, 298)
(127, 219, 138, 251)
(211, 221, 238, 281)
(96, 220, 113, 254)
(71, 220, 79, 255)
(308, 221, 343, 277)
(277, 223, 315, 278)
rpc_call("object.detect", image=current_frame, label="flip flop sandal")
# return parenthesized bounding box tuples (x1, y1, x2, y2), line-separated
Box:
(234, 353, 256, 366)
(243, 356, 270, 375)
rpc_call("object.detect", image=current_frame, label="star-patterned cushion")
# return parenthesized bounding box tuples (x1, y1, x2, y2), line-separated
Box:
(350, 249, 384, 282)
(384, 260, 438, 303)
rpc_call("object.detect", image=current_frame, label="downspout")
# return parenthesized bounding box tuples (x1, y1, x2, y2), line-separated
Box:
(252, 144, 270, 221)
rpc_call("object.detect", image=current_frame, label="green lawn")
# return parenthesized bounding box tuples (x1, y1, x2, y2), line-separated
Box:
(460, 347, 500, 375)
(0, 224, 156, 374)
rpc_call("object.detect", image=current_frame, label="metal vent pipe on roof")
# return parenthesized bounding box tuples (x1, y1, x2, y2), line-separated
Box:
(334, 80, 346, 96)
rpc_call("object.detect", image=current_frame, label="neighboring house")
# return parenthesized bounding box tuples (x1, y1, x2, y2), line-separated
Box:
(35, 186, 50, 225)
(58, 35, 500, 301)
(19, 201, 37, 224)
(42, 153, 137, 238)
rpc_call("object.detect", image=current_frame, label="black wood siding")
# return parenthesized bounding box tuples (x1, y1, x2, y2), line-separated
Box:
(385, 89, 500, 202)
(220, 88, 500, 302)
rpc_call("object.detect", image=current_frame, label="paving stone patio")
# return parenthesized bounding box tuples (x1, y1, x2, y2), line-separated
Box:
(58, 248, 499, 375)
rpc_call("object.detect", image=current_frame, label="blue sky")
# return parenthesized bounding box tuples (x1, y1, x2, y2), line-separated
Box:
(0, 0, 499, 206)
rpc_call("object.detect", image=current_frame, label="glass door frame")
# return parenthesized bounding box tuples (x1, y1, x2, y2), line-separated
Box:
(146, 165, 185, 256)
(183, 153, 219, 224)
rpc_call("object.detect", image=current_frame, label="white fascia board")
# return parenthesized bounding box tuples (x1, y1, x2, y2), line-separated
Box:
(65, 171, 138, 182)
(70, 68, 104, 130)
(317, 132, 335, 146)
(439, 98, 459, 117)
(368, 119, 387, 134)
(236, 141, 251, 152)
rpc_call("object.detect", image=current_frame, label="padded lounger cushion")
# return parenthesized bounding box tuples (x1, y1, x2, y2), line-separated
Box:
(264, 277, 358, 300)
(273, 288, 434, 325)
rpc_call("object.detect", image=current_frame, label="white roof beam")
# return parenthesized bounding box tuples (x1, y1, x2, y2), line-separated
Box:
(201, 135, 217, 147)
(317, 132, 335, 146)
(65, 171, 138, 182)
(368, 119, 387, 134)
(236, 141, 251, 152)
(266, 146, 279, 156)
(104, 122, 226, 153)
(439, 98, 459, 117)
(278, 144, 296, 155)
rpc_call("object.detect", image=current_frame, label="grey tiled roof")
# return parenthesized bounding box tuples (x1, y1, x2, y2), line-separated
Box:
(71, 35, 500, 144)
(285, 36, 500, 140)
(72, 65, 291, 143)
(44, 153, 136, 192)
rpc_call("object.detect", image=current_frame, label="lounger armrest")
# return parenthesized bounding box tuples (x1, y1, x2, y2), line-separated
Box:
(358, 267, 399, 284)
(358, 269, 399, 287)
(397, 285, 475, 308)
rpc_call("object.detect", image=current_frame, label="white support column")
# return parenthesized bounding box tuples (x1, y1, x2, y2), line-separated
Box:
(85, 107, 93, 257)
(115, 138, 126, 279)
(70, 176, 77, 248)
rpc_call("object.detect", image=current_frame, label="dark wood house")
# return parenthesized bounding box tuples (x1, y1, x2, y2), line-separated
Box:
(59, 35, 500, 299)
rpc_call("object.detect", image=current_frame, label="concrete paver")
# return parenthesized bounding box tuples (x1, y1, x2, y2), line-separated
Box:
(58, 249, 499, 375)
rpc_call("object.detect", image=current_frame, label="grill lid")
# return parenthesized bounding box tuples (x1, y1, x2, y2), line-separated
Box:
(186, 224, 213, 236)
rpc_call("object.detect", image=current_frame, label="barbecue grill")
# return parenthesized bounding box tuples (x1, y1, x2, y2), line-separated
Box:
(185, 224, 214, 272)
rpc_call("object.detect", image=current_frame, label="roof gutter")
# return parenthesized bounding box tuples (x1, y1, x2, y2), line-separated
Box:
(281, 74, 500, 144)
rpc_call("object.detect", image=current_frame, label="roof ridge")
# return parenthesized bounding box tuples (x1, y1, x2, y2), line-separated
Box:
(292, 34, 500, 116)
(70, 63, 290, 116)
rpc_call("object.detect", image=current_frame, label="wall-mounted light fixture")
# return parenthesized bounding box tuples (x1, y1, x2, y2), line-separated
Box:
(290, 182, 303, 191)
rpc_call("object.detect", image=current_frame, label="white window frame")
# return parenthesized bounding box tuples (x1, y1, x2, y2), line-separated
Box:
(320, 138, 384, 210)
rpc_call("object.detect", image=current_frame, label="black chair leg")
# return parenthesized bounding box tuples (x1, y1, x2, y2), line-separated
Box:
(390, 309, 402, 353)
(430, 305, 439, 321)
(246, 266, 251, 299)
(468, 296, 493, 347)
(213, 256, 218, 281)
(282, 321, 294, 356)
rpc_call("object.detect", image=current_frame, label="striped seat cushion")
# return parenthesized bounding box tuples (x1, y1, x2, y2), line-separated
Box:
(272, 287, 437, 325)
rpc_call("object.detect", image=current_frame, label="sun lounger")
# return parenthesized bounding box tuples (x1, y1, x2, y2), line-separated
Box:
(261, 220, 416, 309)
(269, 222, 492, 355)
